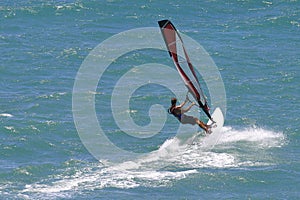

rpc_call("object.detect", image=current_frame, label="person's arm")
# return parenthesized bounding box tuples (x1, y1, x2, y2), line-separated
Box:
(181, 102, 195, 113)
(177, 99, 188, 108)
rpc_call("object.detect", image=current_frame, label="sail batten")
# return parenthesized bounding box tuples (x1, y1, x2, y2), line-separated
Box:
(158, 19, 213, 120)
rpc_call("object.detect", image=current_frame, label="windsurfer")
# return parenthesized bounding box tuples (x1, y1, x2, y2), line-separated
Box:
(168, 97, 211, 133)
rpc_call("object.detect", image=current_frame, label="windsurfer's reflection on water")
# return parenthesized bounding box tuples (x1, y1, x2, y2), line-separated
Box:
(168, 97, 211, 134)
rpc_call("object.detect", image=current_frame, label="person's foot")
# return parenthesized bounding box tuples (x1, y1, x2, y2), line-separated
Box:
(197, 120, 211, 134)
(205, 125, 212, 134)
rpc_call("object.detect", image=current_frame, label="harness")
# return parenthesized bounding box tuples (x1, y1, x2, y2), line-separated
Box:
(168, 106, 182, 121)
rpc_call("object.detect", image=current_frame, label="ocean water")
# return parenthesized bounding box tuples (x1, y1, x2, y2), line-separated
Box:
(1, 0, 299, 199)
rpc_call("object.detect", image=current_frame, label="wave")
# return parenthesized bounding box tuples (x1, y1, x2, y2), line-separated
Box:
(0, 113, 13, 117)
(217, 126, 285, 148)
(21, 126, 285, 197)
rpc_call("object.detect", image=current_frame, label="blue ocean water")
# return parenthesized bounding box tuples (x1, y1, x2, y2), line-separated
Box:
(1, 0, 299, 199)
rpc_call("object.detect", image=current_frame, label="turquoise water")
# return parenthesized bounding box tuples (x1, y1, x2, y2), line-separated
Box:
(1, 0, 299, 199)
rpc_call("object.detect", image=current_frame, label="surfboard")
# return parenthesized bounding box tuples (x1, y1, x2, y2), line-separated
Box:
(187, 107, 224, 146)
(200, 107, 224, 148)
(207, 107, 224, 134)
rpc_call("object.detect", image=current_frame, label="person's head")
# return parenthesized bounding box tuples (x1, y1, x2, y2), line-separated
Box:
(171, 97, 177, 106)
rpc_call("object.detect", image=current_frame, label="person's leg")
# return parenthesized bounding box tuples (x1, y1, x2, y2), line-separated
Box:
(196, 119, 211, 133)
(181, 115, 211, 133)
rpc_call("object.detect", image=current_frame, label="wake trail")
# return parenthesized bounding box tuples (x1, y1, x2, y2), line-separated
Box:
(21, 126, 285, 197)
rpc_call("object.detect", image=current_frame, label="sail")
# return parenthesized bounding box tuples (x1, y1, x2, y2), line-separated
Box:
(158, 19, 212, 120)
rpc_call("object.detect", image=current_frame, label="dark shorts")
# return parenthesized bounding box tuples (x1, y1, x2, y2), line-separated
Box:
(180, 114, 197, 125)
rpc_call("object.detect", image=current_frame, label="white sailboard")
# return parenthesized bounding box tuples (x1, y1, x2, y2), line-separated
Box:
(201, 107, 224, 148)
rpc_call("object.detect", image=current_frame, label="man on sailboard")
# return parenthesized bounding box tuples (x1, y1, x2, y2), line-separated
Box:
(168, 97, 211, 134)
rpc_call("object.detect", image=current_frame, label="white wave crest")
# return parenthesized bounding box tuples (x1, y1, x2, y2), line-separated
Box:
(0, 113, 13, 117)
(22, 126, 286, 197)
